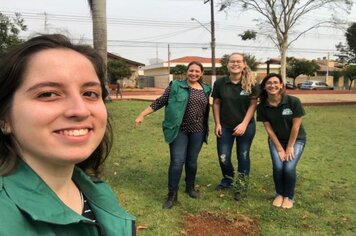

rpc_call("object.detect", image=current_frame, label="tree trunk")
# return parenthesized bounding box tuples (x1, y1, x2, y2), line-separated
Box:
(89, 0, 108, 84)
(279, 42, 288, 83)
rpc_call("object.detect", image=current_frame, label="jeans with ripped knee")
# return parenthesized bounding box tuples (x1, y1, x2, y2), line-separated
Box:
(216, 122, 256, 190)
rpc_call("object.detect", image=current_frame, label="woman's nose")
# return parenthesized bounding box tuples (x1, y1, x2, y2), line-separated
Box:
(63, 95, 91, 119)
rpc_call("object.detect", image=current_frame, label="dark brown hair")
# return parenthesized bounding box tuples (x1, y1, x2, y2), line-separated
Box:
(0, 34, 112, 176)
(187, 61, 204, 82)
(258, 73, 285, 104)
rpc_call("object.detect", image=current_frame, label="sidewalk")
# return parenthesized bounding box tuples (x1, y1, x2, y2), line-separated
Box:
(111, 88, 356, 106)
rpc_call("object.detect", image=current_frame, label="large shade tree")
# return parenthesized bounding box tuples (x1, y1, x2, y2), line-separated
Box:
(343, 65, 356, 90)
(335, 22, 356, 64)
(219, 0, 353, 81)
(335, 22, 356, 89)
(286, 57, 320, 87)
(107, 59, 132, 84)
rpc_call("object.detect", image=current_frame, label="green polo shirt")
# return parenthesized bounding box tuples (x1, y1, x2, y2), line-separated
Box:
(257, 95, 306, 142)
(212, 76, 258, 128)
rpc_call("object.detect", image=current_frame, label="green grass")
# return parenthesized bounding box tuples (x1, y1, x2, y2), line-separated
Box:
(103, 101, 356, 235)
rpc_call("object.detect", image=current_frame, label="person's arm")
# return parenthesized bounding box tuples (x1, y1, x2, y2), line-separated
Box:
(135, 106, 155, 125)
(135, 85, 170, 126)
(233, 99, 257, 136)
(285, 117, 302, 161)
(212, 98, 222, 138)
(263, 121, 286, 161)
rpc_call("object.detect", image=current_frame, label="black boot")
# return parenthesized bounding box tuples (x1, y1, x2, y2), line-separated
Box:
(185, 185, 199, 199)
(162, 191, 177, 209)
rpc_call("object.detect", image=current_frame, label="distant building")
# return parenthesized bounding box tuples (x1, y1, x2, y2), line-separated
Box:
(142, 56, 221, 88)
(107, 52, 145, 88)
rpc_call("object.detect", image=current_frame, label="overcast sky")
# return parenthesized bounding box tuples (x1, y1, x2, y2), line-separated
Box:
(2, 0, 356, 65)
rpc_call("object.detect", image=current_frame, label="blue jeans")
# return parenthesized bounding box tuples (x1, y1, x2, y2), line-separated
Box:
(268, 139, 305, 200)
(217, 122, 256, 190)
(168, 131, 205, 192)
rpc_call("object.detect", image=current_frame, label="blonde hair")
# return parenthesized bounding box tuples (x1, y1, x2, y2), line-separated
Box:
(228, 52, 256, 94)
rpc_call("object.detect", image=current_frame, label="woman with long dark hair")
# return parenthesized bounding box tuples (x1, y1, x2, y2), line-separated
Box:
(257, 73, 306, 208)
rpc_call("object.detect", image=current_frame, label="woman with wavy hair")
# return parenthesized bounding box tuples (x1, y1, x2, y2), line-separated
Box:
(212, 52, 258, 201)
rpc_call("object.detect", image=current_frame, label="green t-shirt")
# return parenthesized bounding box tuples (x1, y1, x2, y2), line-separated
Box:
(212, 76, 258, 128)
(257, 95, 306, 142)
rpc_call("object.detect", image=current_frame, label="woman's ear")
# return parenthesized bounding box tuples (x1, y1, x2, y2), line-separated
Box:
(0, 120, 11, 135)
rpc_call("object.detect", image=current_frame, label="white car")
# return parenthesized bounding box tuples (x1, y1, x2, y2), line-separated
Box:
(299, 80, 334, 90)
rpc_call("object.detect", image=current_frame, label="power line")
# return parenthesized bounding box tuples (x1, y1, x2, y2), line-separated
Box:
(3, 10, 347, 40)
(3, 10, 343, 56)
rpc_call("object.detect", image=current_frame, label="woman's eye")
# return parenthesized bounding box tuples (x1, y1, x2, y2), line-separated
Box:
(83, 91, 100, 99)
(38, 92, 58, 98)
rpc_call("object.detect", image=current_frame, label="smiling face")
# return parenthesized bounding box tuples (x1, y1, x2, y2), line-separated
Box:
(264, 76, 284, 96)
(186, 63, 203, 83)
(227, 53, 246, 75)
(7, 48, 107, 168)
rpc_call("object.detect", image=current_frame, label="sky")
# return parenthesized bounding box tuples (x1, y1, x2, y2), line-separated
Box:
(2, 0, 356, 65)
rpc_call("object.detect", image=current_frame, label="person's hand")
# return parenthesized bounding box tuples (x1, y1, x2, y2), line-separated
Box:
(233, 123, 247, 136)
(278, 149, 286, 161)
(134, 115, 144, 127)
(285, 146, 295, 161)
(215, 123, 222, 138)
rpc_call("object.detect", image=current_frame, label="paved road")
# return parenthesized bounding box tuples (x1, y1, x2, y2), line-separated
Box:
(111, 88, 356, 106)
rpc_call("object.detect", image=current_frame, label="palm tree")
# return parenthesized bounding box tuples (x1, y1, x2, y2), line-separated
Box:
(87, 0, 108, 83)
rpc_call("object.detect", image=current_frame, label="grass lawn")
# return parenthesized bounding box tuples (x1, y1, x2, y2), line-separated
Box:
(104, 101, 356, 235)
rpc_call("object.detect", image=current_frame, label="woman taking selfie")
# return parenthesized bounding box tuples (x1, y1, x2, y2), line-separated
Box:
(0, 34, 135, 235)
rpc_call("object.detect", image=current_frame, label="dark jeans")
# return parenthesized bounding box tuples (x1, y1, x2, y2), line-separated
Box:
(217, 122, 256, 191)
(268, 139, 305, 200)
(168, 131, 205, 192)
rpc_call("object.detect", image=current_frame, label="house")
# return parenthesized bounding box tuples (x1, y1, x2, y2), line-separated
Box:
(142, 56, 221, 88)
(255, 58, 281, 82)
(107, 52, 145, 88)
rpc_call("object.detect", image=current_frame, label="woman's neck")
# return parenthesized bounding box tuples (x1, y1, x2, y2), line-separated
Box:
(229, 73, 242, 83)
(187, 80, 202, 89)
(267, 94, 282, 106)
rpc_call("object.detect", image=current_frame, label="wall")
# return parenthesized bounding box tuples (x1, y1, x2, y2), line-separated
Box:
(155, 74, 171, 88)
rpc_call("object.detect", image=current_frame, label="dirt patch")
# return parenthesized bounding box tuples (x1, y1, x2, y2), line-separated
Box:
(181, 212, 260, 236)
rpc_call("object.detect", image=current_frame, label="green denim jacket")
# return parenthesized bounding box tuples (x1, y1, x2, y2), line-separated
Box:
(163, 79, 211, 143)
(0, 161, 135, 236)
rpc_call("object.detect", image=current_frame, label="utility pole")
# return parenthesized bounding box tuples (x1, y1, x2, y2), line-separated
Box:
(43, 12, 49, 33)
(326, 52, 329, 80)
(207, 0, 216, 86)
(191, 0, 216, 86)
(168, 44, 172, 82)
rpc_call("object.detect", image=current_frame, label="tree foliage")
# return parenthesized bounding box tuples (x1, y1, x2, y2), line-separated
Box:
(286, 57, 320, 86)
(170, 64, 187, 75)
(238, 30, 256, 41)
(0, 12, 27, 56)
(219, 0, 353, 81)
(107, 60, 132, 84)
(335, 22, 356, 64)
(220, 53, 258, 75)
(343, 65, 356, 90)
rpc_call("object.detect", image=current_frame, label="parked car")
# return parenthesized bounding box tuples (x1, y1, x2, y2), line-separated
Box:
(285, 81, 297, 89)
(299, 80, 334, 90)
